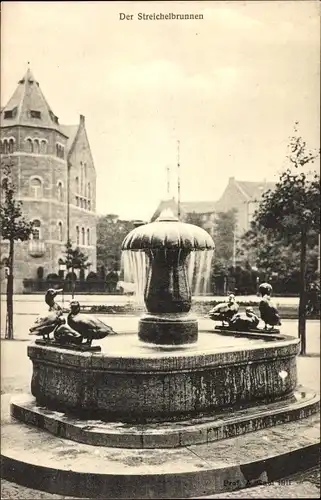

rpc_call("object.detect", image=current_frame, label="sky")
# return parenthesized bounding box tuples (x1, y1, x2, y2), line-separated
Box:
(1, 1, 320, 221)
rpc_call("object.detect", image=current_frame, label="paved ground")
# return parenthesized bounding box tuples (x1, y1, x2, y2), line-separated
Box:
(0, 294, 302, 305)
(1, 313, 320, 499)
(0, 293, 301, 319)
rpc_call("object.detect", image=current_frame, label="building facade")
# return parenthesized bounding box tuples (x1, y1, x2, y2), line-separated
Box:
(215, 177, 275, 235)
(0, 68, 96, 292)
(151, 178, 275, 238)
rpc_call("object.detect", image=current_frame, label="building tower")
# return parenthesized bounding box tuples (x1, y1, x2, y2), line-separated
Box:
(0, 68, 96, 292)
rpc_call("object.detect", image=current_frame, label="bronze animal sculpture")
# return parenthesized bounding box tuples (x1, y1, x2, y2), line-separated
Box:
(53, 318, 83, 345)
(67, 300, 117, 347)
(258, 282, 272, 298)
(45, 288, 63, 312)
(229, 307, 260, 332)
(208, 294, 239, 326)
(29, 310, 64, 341)
(259, 282, 281, 330)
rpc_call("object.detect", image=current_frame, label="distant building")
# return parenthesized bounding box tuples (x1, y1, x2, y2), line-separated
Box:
(0, 68, 96, 292)
(150, 198, 216, 238)
(215, 177, 275, 235)
(151, 177, 275, 237)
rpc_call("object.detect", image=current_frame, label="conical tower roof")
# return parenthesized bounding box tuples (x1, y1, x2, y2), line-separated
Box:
(0, 67, 61, 131)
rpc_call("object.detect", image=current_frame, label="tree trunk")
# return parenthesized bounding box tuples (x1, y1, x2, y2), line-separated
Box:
(298, 230, 307, 355)
(72, 266, 75, 299)
(6, 239, 14, 340)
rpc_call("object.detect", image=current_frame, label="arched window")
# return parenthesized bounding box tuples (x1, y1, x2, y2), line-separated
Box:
(75, 177, 79, 193)
(34, 139, 40, 154)
(32, 219, 41, 240)
(88, 200, 91, 211)
(80, 162, 84, 193)
(40, 140, 47, 154)
(83, 163, 87, 196)
(81, 227, 85, 245)
(87, 182, 91, 200)
(57, 182, 63, 202)
(76, 226, 80, 245)
(56, 143, 64, 158)
(58, 221, 63, 241)
(8, 139, 15, 154)
(26, 138, 33, 153)
(83, 199, 87, 210)
(87, 228, 90, 246)
(80, 198, 83, 209)
(30, 177, 43, 198)
(3, 140, 8, 154)
(75, 196, 79, 207)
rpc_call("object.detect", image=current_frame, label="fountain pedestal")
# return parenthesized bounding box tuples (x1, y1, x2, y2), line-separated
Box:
(138, 313, 198, 345)
(27, 333, 300, 423)
(121, 211, 214, 346)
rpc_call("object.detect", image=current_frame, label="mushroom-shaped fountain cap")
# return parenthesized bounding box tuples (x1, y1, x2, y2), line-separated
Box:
(121, 208, 215, 251)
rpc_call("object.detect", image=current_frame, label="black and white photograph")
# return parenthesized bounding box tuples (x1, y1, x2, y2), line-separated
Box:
(0, 1, 320, 498)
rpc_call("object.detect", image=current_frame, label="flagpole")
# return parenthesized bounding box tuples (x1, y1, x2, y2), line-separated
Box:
(166, 165, 170, 197)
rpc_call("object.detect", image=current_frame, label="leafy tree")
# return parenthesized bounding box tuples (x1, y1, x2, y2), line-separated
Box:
(96, 215, 135, 270)
(185, 209, 238, 264)
(186, 209, 239, 294)
(250, 123, 320, 354)
(0, 160, 34, 339)
(63, 240, 90, 298)
(239, 223, 319, 293)
(214, 209, 238, 265)
(184, 212, 204, 227)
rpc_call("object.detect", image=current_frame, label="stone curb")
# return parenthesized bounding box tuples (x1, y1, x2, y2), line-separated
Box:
(1, 439, 319, 499)
(10, 390, 320, 449)
(1, 400, 320, 499)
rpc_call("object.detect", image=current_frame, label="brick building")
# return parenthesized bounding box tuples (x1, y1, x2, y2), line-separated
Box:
(215, 177, 275, 235)
(152, 178, 275, 237)
(0, 68, 96, 292)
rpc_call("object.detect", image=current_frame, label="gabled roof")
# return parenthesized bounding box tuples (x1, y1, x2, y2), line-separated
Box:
(234, 180, 275, 200)
(150, 199, 217, 222)
(0, 68, 61, 131)
(59, 124, 79, 153)
(180, 201, 217, 214)
(151, 178, 277, 222)
(150, 199, 178, 221)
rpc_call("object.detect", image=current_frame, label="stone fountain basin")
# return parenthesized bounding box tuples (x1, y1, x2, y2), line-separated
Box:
(28, 332, 300, 423)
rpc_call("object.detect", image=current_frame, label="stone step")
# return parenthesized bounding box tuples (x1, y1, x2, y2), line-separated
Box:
(9, 389, 320, 449)
(1, 395, 320, 499)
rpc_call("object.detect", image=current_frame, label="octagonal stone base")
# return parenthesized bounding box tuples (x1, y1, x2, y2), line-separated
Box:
(1, 392, 320, 499)
(10, 389, 320, 448)
(28, 333, 300, 423)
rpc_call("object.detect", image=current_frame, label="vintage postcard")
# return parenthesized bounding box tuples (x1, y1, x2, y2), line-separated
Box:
(1, 1, 320, 499)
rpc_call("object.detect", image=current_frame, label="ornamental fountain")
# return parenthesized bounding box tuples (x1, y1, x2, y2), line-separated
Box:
(1, 211, 320, 498)
(121, 209, 214, 345)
